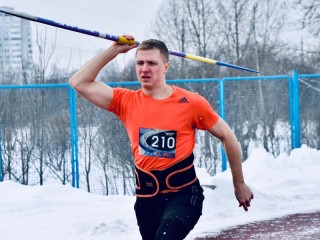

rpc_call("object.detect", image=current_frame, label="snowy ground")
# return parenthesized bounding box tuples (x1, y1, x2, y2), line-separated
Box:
(0, 144, 319, 240)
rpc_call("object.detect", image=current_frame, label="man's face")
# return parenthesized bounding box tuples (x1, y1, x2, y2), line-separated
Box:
(135, 49, 169, 89)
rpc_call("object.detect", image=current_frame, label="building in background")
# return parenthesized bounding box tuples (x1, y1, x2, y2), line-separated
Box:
(0, 7, 33, 84)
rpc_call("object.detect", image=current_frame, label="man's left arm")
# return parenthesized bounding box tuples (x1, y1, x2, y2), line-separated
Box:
(207, 117, 254, 211)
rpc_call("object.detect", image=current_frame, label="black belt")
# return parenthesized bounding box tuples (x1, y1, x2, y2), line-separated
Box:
(135, 153, 198, 198)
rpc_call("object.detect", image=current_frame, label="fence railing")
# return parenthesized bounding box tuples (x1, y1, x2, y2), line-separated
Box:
(0, 70, 319, 195)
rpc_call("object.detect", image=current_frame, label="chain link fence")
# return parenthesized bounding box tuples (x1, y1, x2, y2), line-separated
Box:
(0, 71, 319, 195)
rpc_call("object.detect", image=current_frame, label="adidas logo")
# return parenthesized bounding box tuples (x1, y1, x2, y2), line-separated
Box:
(178, 97, 189, 103)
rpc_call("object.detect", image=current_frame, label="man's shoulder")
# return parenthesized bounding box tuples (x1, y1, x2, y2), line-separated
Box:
(173, 85, 200, 97)
(113, 87, 141, 97)
(172, 86, 202, 103)
(109, 87, 141, 113)
(172, 86, 214, 111)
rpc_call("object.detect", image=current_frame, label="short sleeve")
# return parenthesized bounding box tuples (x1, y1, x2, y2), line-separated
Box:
(108, 87, 132, 121)
(193, 94, 219, 130)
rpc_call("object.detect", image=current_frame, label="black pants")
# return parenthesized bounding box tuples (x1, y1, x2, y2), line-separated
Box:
(134, 182, 204, 240)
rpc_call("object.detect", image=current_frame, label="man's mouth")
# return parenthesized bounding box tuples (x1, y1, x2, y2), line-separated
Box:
(141, 76, 151, 80)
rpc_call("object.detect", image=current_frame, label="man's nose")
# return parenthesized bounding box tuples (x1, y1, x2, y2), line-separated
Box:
(141, 64, 149, 71)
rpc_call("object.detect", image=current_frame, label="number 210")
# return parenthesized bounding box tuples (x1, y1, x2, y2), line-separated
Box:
(151, 136, 175, 149)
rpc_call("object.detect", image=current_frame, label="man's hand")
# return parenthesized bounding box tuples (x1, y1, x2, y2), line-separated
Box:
(234, 183, 254, 211)
(113, 35, 137, 54)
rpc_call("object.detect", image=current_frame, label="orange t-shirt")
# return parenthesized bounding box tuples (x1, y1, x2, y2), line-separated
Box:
(108, 85, 219, 171)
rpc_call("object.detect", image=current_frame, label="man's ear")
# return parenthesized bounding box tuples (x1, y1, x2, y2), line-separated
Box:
(164, 62, 170, 73)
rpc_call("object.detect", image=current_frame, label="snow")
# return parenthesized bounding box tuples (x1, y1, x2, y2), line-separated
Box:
(0, 144, 319, 240)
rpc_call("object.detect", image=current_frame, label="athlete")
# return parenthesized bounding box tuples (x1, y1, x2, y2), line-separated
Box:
(69, 35, 254, 240)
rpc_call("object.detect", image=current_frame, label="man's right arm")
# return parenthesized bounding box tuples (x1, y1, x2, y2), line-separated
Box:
(69, 38, 137, 110)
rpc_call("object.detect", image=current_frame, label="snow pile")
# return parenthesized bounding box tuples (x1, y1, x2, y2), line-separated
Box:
(0, 145, 319, 240)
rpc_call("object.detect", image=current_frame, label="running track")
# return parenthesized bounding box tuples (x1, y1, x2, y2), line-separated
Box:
(195, 211, 320, 240)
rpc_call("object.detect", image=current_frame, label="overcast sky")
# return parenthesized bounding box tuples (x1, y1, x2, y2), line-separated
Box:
(0, 0, 165, 69)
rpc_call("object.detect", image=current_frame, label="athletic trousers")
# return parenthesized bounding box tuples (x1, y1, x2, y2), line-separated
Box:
(134, 181, 204, 240)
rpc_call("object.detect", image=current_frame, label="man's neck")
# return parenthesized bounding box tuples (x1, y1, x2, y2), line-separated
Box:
(142, 84, 174, 100)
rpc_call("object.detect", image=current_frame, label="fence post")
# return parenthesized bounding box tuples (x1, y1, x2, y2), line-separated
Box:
(219, 79, 227, 171)
(0, 122, 2, 182)
(69, 87, 79, 188)
(289, 70, 301, 149)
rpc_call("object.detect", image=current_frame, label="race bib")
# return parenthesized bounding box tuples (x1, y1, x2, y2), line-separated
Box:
(139, 128, 177, 158)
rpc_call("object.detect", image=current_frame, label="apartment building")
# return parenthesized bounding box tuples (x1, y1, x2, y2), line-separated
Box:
(0, 7, 33, 84)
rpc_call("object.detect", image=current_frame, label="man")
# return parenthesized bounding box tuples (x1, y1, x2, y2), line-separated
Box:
(69, 35, 254, 240)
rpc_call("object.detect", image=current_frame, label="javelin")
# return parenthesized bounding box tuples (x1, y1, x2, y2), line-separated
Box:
(0, 8, 259, 73)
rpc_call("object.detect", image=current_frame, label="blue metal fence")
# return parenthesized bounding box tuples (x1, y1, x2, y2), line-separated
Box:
(0, 70, 319, 191)
(290, 70, 301, 150)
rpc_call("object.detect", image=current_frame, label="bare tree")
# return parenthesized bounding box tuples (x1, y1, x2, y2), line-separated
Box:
(77, 99, 99, 193)
(297, 0, 320, 37)
(45, 113, 71, 185)
(184, 0, 216, 57)
(1, 101, 17, 181)
(150, 0, 190, 78)
(15, 94, 34, 185)
(31, 27, 59, 185)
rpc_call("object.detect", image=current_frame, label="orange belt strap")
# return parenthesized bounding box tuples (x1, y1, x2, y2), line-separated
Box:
(135, 153, 198, 198)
